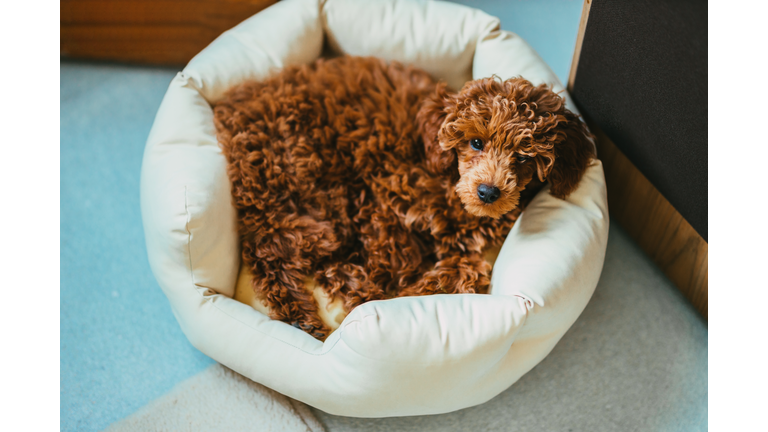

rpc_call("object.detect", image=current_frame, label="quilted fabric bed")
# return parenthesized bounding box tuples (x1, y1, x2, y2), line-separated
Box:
(140, 0, 609, 417)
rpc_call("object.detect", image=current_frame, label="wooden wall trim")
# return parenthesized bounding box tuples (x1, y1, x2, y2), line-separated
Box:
(60, 0, 277, 66)
(568, 0, 707, 320)
(591, 120, 708, 319)
(567, 0, 592, 92)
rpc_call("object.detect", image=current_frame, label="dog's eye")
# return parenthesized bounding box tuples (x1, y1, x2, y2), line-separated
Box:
(516, 155, 531, 163)
(470, 138, 484, 151)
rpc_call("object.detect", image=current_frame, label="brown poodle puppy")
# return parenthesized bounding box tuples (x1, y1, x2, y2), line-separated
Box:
(213, 56, 594, 340)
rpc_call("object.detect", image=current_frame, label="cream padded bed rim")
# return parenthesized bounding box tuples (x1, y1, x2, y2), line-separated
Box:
(140, 0, 609, 417)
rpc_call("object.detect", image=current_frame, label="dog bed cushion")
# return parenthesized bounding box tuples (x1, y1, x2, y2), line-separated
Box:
(140, 0, 609, 417)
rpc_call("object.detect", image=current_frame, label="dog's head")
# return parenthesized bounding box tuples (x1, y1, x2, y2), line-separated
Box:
(418, 77, 595, 219)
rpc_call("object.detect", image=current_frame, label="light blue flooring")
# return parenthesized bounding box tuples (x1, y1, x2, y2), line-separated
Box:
(60, 64, 215, 431)
(60, 2, 585, 431)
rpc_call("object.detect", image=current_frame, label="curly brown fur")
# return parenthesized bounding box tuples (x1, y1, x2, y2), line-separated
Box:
(213, 56, 594, 340)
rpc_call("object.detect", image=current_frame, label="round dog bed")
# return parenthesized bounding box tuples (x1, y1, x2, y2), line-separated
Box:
(140, 0, 609, 417)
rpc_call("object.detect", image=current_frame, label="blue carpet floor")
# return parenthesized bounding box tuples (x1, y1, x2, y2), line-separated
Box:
(60, 2, 584, 430)
(60, 64, 214, 431)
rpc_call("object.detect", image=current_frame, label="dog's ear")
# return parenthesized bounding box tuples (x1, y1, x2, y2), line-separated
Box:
(417, 82, 458, 179)
(541, 110, 595, 199)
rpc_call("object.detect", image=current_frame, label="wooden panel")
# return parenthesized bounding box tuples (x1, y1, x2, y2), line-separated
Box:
(591, 121, 708, 320)
(568, 0, 707, 240)
(568, 0, 707, 320)
(567, 0, 592, 91)
(60, 0, 277, 66)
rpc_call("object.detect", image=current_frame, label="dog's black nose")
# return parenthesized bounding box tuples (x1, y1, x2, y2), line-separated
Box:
(477, 184, 501, 203)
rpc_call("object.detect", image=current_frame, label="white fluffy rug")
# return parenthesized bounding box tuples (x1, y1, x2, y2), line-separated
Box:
(104, 364, 324, 432)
